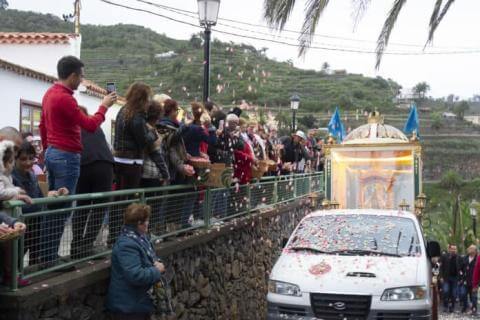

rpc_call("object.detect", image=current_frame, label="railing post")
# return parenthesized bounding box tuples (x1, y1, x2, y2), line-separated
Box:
(10, 206, 21, 291)
(293, 175, 298, 199)
(308, 174, 312, 194)
(203, 187, 211, 228)
(273, 176, 278, 204)
(246, 184, 251, 214)
(139, 190, 146, 204)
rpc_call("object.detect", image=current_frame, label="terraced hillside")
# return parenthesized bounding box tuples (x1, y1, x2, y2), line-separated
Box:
(0, 9, 400, 112)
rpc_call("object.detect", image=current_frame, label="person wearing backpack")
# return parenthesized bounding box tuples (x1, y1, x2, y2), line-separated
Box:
(157, 99, 195, 229)
(157, 99, 194, 184)
(141, 101, 169, 189)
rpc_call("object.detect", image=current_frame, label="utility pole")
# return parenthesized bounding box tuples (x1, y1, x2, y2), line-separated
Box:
(74, 0, 81, 34)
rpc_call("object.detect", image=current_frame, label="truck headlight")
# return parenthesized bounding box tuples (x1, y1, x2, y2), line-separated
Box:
(381, 286, 427, 301)
(268, 280, 302, 297)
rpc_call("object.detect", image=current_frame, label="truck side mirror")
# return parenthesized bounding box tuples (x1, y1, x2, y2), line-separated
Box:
(282, 238, 289, 248)
(427, 241, 441, 258)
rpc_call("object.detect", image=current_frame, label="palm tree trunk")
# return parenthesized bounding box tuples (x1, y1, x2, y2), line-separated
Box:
(459, 198, 465, 252)
(452, 194, 459, 243)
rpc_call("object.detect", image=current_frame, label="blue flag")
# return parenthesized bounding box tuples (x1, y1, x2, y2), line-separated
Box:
(328, 107, 346, 142)
(403, 104, 420, 137)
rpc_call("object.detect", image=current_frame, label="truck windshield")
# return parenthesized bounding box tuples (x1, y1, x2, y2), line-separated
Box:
(288, 215, 421, 257)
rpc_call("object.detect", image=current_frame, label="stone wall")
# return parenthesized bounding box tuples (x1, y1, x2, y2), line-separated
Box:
(0, 198, 317, 320)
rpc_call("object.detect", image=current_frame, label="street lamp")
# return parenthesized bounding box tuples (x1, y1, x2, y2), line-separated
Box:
(470, 200, 478, 237)
(197, 0, 220, 104)
(321, 199, 331, 210)
(399, 199, 410, 211)
(290, 94, 300, 132)
(330, 199, 340, 210)
(414, 193, 427, 218)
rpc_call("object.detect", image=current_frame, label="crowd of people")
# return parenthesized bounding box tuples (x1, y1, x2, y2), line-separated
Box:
(0, 55, 325, 318)
(438, 244, 480, 315)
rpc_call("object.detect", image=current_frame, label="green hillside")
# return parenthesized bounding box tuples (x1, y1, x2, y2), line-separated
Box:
(0, 9, 400, 111)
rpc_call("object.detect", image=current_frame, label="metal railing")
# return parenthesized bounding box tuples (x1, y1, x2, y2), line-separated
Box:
(2, 172, 324, 291)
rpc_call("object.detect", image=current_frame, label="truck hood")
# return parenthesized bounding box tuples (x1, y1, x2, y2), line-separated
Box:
(271, 252, 422, 296)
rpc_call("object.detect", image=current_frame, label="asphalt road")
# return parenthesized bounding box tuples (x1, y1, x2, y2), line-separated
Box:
(440, 312, 478, 320)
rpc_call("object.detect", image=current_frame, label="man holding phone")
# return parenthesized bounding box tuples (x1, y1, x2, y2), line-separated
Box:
(39, 56, 117, 266)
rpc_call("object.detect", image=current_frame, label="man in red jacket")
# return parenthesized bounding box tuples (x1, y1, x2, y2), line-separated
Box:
(39, 56, 116, 265)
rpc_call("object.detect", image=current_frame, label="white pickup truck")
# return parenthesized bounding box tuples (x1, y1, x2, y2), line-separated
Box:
(267, 209, 441, 320)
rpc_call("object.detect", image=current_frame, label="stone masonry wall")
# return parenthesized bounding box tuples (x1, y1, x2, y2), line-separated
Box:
(1, 198, 316, 320)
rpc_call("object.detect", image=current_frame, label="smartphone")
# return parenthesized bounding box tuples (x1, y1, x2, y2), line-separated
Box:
(219, 119, 225, 131)
(106, 82, 116, 94)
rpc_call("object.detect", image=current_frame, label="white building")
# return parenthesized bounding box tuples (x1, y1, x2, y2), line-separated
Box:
(0, 32, 122, 145)
(0, 32, 82, 77)
(465, 115, 480, 125)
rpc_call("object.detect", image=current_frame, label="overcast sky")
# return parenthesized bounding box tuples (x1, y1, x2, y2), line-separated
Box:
(9, 0, 480, 98)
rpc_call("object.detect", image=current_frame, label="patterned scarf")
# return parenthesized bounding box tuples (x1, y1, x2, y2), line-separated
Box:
(121, 225, 157, 265)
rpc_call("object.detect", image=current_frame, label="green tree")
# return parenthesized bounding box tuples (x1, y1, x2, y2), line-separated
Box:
(321, 62, 330, 73)
(299, 114, 316, 129)
(413, 82, 430, 99)
(0, 0, 8, 10)
(263, 0, 455, 68)
(440, 170, 465, 243)
(275, 110, 290, 132)
(430, 112, 443, 130)
(189, 34, 202, 49)
(454, 100, 470, 120)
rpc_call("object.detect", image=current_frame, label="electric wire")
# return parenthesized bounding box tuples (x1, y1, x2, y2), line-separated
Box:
(100, 0, 480, 55)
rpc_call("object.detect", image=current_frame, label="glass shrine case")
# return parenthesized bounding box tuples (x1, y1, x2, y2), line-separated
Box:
(324, 113, 422, 210)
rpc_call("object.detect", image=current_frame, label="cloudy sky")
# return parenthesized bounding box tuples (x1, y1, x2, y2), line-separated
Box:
(9, 0, 480, 98)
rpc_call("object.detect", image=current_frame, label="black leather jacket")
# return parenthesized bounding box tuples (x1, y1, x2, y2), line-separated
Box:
(113, 107, 156, 159)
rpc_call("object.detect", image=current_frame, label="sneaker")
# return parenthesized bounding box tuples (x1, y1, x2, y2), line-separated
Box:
(3, 275, 30, 287)
(191, 219, 204, 228)
(17, 277, 30, 287)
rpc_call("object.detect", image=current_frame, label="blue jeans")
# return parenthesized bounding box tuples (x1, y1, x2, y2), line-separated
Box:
(443, 277, 459, 311)
(181, 190, 196, 228)
(212, 189, 229, 218)
(460, 285, 478, 312)
(41, 147, 80, 264)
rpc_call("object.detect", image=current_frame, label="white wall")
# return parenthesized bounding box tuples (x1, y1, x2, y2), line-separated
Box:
(0, 37, 81, 77)
(103, 104, 122, 147)
(0, 70, 51, 129)
(0, 68, 115, 142)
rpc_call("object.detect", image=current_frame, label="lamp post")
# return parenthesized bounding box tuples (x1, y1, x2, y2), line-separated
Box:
(415, 193, 427, 219)
(197, 0, 220, 104)
(290, 94, 300, 132)
(399, 199, 410, 211)
(470, 200, 478, 237)
(330, 199, 340, 210)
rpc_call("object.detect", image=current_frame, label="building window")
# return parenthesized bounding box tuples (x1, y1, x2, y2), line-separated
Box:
(20, 100, 42, 136)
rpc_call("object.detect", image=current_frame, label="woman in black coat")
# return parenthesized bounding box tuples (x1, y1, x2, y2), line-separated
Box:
(71, 107, 114, 259)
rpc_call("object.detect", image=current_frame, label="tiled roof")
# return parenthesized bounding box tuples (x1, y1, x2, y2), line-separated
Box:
(0, 58, 125, 103)
(0, 58, 56, 83)
(0, 32, 77, 44)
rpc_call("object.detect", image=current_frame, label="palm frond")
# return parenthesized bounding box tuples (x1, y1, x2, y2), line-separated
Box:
(298, 0, 330, 57)
(351, 0, 371, 31)
(427, 0, 455, 44)
(429, 0, 443, 29)
(263, 0, 297, 30)
(375, 0, 407, 69)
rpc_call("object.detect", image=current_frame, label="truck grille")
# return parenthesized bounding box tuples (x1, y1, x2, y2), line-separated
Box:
(374, 311, 430, 320)
(310, 293, 371, 320)
(277, 305, 308, 316)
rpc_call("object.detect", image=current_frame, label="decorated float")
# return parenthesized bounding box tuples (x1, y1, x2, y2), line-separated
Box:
(322, 111, 427, 219)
